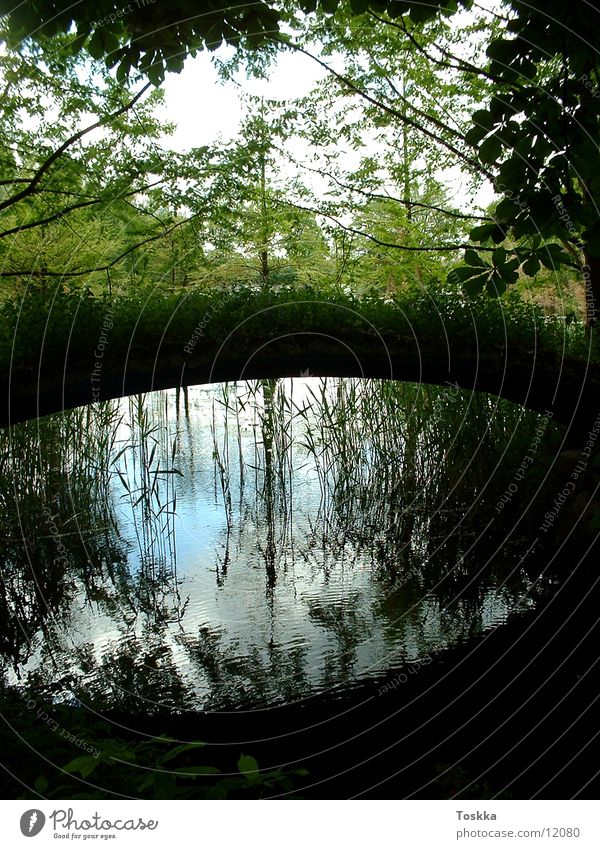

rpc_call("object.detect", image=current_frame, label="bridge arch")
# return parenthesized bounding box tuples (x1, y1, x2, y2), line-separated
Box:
(2, 330, 598, 437)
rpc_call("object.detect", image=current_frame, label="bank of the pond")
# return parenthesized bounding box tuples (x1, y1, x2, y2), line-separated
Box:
(0, 284, 599, 430)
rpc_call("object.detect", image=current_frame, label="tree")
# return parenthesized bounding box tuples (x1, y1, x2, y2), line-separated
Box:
(0, 0, 283, 84)
(269, 2, 496, 289)
(452, 2, 600, 328)
(4, 0, 600, 324)
(276, 1, 600, 325)
(0, 37, 220, 288)
(189, 96, 331, 289)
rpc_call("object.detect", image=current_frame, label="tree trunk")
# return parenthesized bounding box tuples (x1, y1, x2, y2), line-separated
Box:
(259, 145, 270, 289)
(400, 72, 422, 287)
(583, 251, 600, 331)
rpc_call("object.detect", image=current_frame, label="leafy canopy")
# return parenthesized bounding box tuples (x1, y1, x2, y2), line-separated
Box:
(0, 0, 470, 84)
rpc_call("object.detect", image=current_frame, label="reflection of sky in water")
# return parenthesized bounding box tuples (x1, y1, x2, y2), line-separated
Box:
(6, 379, 540, 710)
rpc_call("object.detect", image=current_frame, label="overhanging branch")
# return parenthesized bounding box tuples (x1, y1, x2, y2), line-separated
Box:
(0, 83, 152, 214)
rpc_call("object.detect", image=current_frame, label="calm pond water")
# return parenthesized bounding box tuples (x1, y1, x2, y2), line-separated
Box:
(0, 378, 563, 711)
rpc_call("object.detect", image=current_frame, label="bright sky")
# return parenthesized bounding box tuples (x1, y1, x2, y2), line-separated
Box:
(158, 43, 496, 213)
(158, 46, 326, 150)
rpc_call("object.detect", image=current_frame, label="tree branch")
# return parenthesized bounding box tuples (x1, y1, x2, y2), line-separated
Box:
(281, 40, 495, 182)
(371, 13, 514, 89)
(274, 197, 495, 253)
(0, 212, 203, 278)
(0, 83, 152, 214)
(288, 156, 493, 222)
(0, 179, 166, 240)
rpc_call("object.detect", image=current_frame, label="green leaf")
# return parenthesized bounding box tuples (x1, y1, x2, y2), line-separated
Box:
(464, 249, 487, 267)
(487, 274, 507, 295)
(465, 125, 488, 146)
(539, 253, 558, 270)
(522, 256, 541, 276)
(492, 247, 506, 265)
(238, 754, 259, 775)
(471, 109, 496, 132)
(349, 0, 370, 12)
(87, 30, 105, 61)
(67, 32, 88, 55)
(463, 272, 489, 297)
(450, 265, 484, 282)
(158, 741, 206, 765)
(172, 765, 221, 776)
(146, 61, 165, 86)
(497, 157, 527, 192)
(518, 58, 537, 81)
(165, 54, 185, 73)
(102, 29, 120, 55)
(34, 775, 48, 794)
(513, 217, 538, 239)
(469, 223, 496, 242)
(495, 198, 519, 223)
(546, 242, 568, 256)
(63, 756, 99, 779)
(539, 244, 571, 268)
(491, 225, 506, 244)
(498, 265, 519, 284)
(409, 3, 438, 23)
(479, 134, 503, 164)
(150, 772, 177, 799)
(489, 95, 507, 118)
(487, 38, 520, 65)
(116, 59, 130, 82)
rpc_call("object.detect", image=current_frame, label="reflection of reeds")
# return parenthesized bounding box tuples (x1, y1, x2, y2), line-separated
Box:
(207, 377, 559, 595)
(211, 386, 233, 529)
(0, 401, 126, 666)
(0, 392, 196, 694)
(210, 379, 299, 584)
(1, 378, 563, 709)
(113, 393, 184, 623)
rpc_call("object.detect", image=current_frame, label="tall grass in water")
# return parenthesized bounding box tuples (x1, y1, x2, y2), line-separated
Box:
(0, 389, 190, 675)
(211, 379, 297, 587)
(0, 402, 125, 667)
(294, 379, 560, 597)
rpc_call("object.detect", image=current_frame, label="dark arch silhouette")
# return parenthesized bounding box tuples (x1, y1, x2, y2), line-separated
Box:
(2, 331, 599, 441)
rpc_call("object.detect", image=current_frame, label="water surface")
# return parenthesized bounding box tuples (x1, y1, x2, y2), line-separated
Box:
(0, 378, 561, 711)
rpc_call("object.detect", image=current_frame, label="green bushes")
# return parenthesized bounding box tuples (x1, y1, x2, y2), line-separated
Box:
(0, 688, 306, 800)
(0, 280, 595, 375)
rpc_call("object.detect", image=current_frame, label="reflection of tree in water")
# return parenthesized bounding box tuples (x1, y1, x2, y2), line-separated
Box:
(207, 377, 561, 682)
(87, 628, 194, 713)
(211, 378, 295, 593)
(0, 403, 124, 668)
(293, 380, 561, 601)
(24, 625, 195, 713)
(177, 625, 310, 709)
(307, 593, 372, 688)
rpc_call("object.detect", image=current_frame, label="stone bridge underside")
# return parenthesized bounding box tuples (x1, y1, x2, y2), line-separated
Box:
(2, 331, 599, 442)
